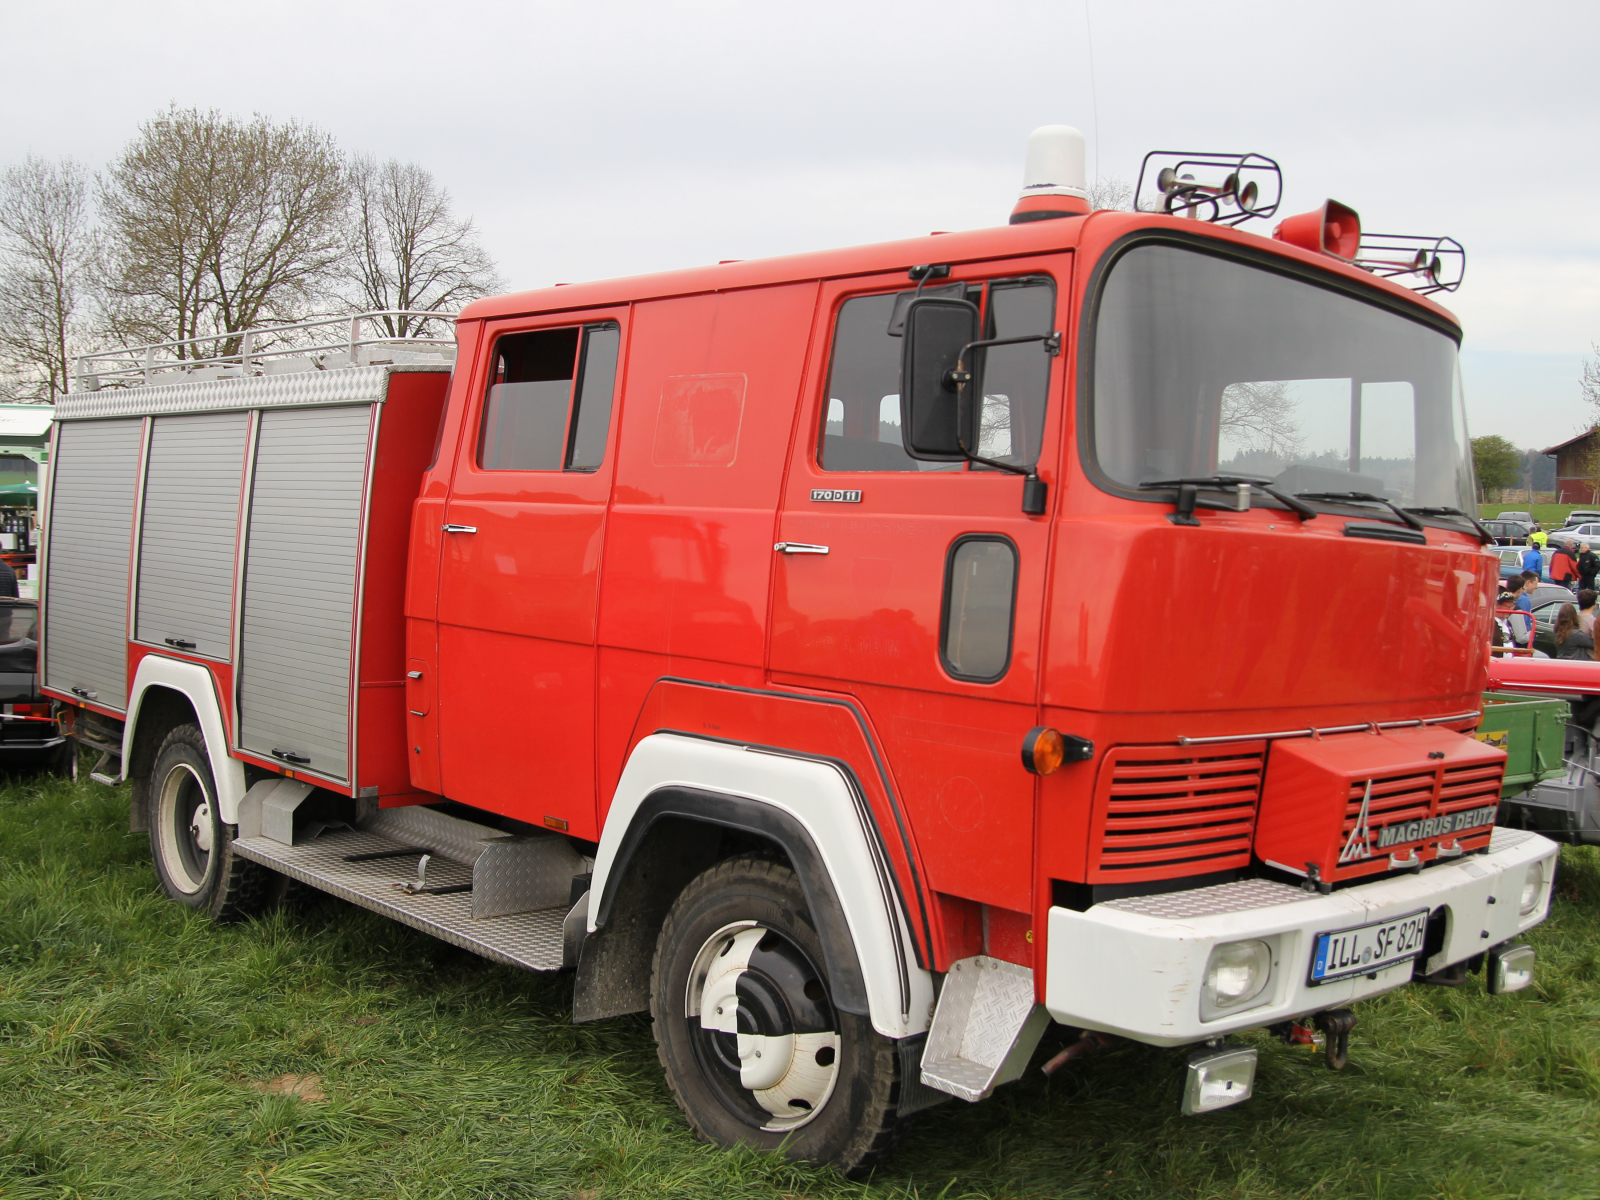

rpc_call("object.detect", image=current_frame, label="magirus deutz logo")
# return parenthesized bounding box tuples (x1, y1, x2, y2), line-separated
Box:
(1339, 779, 1498, 864)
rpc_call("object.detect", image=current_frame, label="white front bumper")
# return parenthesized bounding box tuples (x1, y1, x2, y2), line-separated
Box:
(1044, 827, 1558, 1047)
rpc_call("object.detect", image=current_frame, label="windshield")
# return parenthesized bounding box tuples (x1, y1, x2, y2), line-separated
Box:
(1091, 243, 1473, 511)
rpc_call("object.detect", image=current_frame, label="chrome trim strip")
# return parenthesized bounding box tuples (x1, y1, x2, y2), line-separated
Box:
(1177, 711, 1481, 746)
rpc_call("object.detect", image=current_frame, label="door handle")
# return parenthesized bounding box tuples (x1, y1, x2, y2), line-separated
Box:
(442, 524, 478, 534)
(774, 542, 830, 555)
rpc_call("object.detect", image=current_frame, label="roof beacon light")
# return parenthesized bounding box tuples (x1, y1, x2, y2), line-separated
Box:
(1273, 200, 1362, 260)
(1009, 126, 1090, 225)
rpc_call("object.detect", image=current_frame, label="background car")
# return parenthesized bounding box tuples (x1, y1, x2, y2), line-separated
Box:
(1563, 509, 1600, 528)
(1554, 524, 1600, 551)
(0, 597, 69, 773)
(1483, 519, 1534, 546)
(1496, 510, 1536, 524)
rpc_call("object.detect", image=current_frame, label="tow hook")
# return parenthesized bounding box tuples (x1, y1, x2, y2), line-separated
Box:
(1314, 1008, 1357, 1069)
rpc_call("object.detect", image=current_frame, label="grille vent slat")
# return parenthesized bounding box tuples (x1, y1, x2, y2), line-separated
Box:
(1090, 743, 1266, 882)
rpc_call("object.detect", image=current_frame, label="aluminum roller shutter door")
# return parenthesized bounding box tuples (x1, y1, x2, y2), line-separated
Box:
(238, 404, 373, 780)
(136, 411, 248, 659)
(44, 418, 143, 708)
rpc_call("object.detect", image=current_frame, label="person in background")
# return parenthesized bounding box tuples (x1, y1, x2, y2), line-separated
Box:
(1555, 603, 1595, 660)
(1580, 588, 1598, 636)
(0, 557, 17, 600)
(1531, 525, 1549, 550)
(1550, 540, 1580, 591)
(1508, 572, 1539, 646)
(1521, 541, 1545, 580)
(1579, 544, 1600, 593)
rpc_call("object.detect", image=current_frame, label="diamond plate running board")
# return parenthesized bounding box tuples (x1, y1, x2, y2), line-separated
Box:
(233, 827, 568, 972)
(920, 955, 1050, 1102)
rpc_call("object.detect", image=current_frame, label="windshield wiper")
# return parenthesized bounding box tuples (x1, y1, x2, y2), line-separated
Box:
(1404, 505, 1496, 545)
(1295, 491, 1424, 532)
(1139, 473, 1317, 526)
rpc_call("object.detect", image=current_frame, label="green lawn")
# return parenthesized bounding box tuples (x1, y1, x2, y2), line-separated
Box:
(2, 765, 1598, 1199)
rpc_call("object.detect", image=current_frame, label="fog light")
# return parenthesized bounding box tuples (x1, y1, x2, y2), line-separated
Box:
(1488, 943, 1535, 995)
(1201, 939, 1272, 1020)
(1181, 1045, 1257, 1115)
(1519, 860, 1546, 916)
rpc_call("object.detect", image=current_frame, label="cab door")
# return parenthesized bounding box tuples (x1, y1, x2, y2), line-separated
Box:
(768, 262, 1067, 918)
(434, 313, 624, 839)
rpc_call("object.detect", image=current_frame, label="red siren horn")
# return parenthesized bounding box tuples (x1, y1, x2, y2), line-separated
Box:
(1273, 200, 1361, 259)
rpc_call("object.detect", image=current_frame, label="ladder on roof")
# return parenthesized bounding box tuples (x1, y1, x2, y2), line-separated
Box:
(73, 310, 457, 392)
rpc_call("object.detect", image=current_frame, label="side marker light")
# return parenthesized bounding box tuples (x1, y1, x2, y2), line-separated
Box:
(1022, 727, 1093, 775)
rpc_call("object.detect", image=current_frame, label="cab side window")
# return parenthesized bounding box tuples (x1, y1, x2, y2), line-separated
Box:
(479, 323, 620, 471)
(819, 277, 1054, 473)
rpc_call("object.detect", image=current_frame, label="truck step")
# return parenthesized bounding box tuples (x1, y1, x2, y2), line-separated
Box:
(233, 826, 569, 973)
(920, 955, 1050, 1102)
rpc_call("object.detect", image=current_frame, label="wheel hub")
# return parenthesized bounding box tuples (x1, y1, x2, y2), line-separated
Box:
(189, 802, 213, 853)
(687, 922, 840, 1132)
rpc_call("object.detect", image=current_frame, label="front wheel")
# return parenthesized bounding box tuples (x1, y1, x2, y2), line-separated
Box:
(147, 723, 274, 922)
(650, 855, 902, 1176)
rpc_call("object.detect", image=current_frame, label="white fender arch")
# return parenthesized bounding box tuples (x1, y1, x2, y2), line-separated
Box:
(594, 732, 935, 1040)
(124, 656, 247, 824)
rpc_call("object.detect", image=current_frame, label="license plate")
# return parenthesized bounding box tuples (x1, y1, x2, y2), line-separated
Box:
(1309, 909, 1429, 985)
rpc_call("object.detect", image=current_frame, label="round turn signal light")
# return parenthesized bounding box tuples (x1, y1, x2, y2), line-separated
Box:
(1022, 726, 1066, 775)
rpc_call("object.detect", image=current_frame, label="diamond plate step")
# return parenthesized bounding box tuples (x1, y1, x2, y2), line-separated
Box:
(233, 827, 568, 972)
(920, 955, 1049, 1102)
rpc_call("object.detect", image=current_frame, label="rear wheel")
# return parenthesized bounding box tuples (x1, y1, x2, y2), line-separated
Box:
(650, 855, 901, 1176)
(147, 723, 273, 922)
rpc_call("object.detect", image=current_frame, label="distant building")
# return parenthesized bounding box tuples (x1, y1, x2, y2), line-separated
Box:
(0, 405, 52, 504)
(1544, 428, 1600, 504)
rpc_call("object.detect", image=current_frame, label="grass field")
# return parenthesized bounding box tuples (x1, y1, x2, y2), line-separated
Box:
(2, 767, 1599, 1200)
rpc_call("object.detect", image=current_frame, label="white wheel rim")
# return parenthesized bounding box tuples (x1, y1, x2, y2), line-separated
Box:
(685, 921, 840, 1133)
(156, 761, 212, 894)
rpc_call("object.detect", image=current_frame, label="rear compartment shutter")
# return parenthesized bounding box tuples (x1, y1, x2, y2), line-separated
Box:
(1087, 743, 1267, 882)
(44, 418, 144, 710)
(237, 404, 373, 780)
(136, 411, 249, 659)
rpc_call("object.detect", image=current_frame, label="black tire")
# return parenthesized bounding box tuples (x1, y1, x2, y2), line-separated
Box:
(650, 855, 901, 1177)
(48, 736, 77, 781)
(146, 723, 274, 923)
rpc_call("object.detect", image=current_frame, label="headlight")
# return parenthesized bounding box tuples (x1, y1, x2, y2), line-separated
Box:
(1520, 859, 1546, 916)
(1201, 939, 1273, 1020)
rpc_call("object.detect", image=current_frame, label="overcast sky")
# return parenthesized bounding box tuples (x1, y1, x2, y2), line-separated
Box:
(6, 0, 1596, 449)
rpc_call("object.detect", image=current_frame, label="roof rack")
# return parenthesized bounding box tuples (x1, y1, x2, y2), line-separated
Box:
(73, 310, 457, 392)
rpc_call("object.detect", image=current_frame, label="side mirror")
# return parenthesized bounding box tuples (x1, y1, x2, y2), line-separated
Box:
(900, 297, 980, 459)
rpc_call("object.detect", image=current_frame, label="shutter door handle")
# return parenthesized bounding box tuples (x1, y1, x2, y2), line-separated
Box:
(442, 524, 477, 534)
(271, 747, 311, 765)
(774, 542, 830, 555)
(164, 637, 196, 650)
(70, 686, 98, 700)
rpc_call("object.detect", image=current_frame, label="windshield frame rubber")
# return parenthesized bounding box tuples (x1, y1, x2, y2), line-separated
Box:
(1075, 228, 1467, 520)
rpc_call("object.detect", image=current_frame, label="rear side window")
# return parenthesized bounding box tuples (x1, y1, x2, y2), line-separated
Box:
(820, 277, 1054, 473)
(941, 535, 1017, 681)
(479, 323, 620, 471)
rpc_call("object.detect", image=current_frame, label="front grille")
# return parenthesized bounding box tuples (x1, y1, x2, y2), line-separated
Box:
(1088, 743, 1266, 882)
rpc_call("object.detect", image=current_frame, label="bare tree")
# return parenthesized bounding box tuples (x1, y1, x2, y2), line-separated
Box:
(98, 107, 348, 357)
(1583, 342, 1600, 414)
(0, 156, 97, 401)
(344, 156, 502, 338)
(1088, 176, 1134, 212)
(1220, 380, 1304, 460)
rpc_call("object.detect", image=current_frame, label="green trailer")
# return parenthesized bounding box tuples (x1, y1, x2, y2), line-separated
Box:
(1479, 690, 1568, 799)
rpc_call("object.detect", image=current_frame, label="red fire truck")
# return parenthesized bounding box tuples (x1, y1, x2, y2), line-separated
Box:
(43, 128, 1556, 1174)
